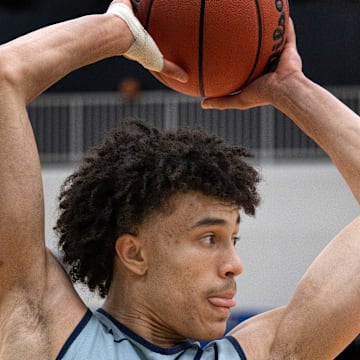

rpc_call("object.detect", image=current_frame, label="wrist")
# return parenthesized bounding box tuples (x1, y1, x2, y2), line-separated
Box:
(269, 71, 311, 112)
(106, 3, 164, 71)
(104, 12, 135, 55)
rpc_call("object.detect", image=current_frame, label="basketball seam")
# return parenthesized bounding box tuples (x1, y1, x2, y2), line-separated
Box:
(242, 0, 263, 87)
(145, 0, 154, 30)
(198, 0, 206, 97)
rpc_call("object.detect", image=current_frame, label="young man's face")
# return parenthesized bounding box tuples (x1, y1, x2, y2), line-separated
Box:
(138, 191, 243, 342)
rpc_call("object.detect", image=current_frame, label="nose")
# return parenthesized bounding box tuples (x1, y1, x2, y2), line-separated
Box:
(220, 247, 243, 278)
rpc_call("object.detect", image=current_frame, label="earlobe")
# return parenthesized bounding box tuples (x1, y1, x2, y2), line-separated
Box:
(115, 234, 148, 276)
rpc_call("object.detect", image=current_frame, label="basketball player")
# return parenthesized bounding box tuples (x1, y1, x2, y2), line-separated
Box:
(0, 0, 359, 359)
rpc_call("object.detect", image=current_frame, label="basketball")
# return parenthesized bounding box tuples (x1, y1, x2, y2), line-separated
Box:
(132, 0, 290, 97)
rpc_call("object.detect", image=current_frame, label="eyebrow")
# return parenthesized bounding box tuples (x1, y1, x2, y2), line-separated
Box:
(192, 214, 240, 228)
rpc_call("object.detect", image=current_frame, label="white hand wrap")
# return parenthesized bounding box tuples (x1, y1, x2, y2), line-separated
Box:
(107, 3, 164, 72)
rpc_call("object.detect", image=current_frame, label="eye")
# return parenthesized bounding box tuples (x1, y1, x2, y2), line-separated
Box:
(201, 235, 216, 245)
(232, 236, 240, 247)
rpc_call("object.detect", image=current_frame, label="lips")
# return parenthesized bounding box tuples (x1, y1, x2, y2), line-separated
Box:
(208, 296, 236, 309)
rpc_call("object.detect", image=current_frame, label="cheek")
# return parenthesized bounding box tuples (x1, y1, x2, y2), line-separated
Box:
(145, 265, 200, 331)
(147, 250, 206, 305)
(150, 269, 206, 321)
(146, 251, 228, 339)
(145, 237, 216, 308)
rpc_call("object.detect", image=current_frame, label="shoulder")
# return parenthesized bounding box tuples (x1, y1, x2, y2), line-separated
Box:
(226, 307, 286, 360)
(57, 309, 118, 359)
(58, 309, 157, 359)
(58, 308, 248, 360)
(0, 251, 87, 360)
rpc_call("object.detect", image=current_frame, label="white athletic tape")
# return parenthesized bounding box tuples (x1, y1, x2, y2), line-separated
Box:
(107, 3, 164, 72)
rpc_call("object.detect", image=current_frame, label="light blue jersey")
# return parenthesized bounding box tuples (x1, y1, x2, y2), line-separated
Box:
(57, 309, 247, 360)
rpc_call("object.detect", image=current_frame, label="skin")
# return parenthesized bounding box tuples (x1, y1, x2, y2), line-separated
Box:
(202, 20, 360, 205)
(105, 192, 242, 346)
(0, 0, 359, 359)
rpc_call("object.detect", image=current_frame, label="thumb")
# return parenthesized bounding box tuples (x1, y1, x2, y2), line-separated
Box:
(202, 81, 270, 110)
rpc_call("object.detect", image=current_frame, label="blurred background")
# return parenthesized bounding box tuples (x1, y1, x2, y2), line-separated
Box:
(1, 1, 359, 356)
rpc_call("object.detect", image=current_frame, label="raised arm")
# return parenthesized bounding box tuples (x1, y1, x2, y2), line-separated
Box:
(0, 0, 186, 316)
(0, 3, 186, 357)
(202, 19, 360, 360)
(202, 20, 360, 205)
(0, 1, 135, 298)
(269, 216, 360, 359)
(227, 216, 360, 360)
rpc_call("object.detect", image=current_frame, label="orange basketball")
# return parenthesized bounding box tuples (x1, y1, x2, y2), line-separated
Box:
(132, 0, 289, 97)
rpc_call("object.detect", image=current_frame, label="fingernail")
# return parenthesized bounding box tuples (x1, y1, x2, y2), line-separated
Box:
(201, 101, 213, 109)
(177, 73, 188, 83)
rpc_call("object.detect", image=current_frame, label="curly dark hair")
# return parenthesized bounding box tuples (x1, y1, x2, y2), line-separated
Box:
(54, 120, 261, 297)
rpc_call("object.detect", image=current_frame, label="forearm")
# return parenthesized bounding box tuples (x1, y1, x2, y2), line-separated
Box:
(272, 74, 360, 204)
(0, 13, 132, 103)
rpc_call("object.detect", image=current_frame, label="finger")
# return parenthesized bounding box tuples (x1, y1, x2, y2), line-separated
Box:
(202, 84, 269, 110)
(201, 93, 247, 110)
(158, 59, 188, 83)
(286, 18, 297, 50)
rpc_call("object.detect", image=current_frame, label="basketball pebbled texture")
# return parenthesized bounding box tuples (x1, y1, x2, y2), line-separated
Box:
(131, 0, 289, 97)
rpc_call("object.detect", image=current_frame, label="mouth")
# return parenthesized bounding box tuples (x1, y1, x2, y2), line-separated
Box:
(207, 295, 236, 313)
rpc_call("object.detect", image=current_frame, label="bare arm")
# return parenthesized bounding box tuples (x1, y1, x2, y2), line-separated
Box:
(228, 218, 360, 360)
(270, 75, 360, 205)
(269, 216, 360, 359)
(0, 2, 187, 357)
(0, 4, 133, 297)
(0, 0, 185, 305)
(227, 308, 285, 359)
(203, 19, 360, 360)
(202, 20, 360, 204)
(0, 13, 129, 358)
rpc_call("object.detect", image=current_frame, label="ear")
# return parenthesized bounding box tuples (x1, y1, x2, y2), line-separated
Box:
(115, 234, 148, 276)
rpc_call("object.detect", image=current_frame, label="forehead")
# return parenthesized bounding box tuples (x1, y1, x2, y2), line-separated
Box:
(143, 192, 240, 231)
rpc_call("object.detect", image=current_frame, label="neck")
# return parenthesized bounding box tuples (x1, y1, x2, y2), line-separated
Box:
(103, 289, 186, 348)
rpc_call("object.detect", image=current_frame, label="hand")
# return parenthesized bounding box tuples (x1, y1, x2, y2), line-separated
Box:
(107, 0, 188, 83)
(201, 18, 302, 110)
